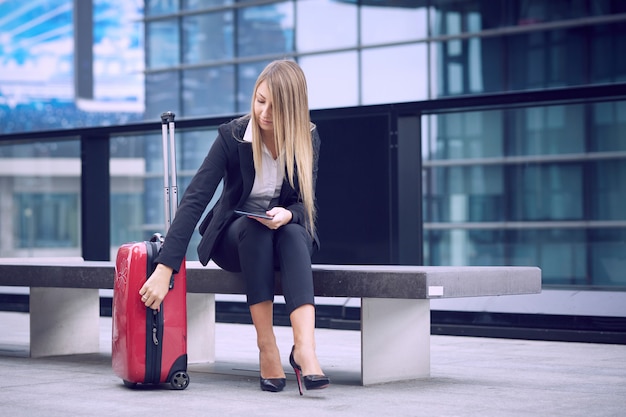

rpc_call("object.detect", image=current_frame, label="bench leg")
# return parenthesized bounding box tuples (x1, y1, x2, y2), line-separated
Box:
(30, 288, 100, 358)
(187, 293, 215, 363)
(361, 298, 430, 385)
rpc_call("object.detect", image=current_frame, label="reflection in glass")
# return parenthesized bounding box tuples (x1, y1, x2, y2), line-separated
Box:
(425, 228, 590, 286)
(296, 0, 356, 53)
(424, 229, 506, 267)
(509, 229, 586, 286)
(147, 20, 180, 68)
(237, 61, 272, 113)
(425, 165, 504, 223)
(183, 0, 233, 9)
(183, 66, 236, 116)
(431, 0, 599, 35)
(431, 0, 493, 35)
(590, 160, 626, 221)
(590, 228, 626, 286)
(591, 22, 626, 84)
(434, 35, 499, 97)
(510, 163, 583, 221)
(425, 110, 503, 160)
(299, 52, 358, 109)
(362, 44, 428, 105)
(183, 12, 234, 63)
(510, 105, 584, 156)
(146, 72, 181, 120)
(0, 141, 81, 257)
(146, 0, 179, 16)
(237, 3, 294, 58)
(361, 3, 427, 45)
(508, 29, 584, 91)
(590, 101, 626, 152)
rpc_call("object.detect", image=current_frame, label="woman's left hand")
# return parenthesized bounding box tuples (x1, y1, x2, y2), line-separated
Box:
(252, 207, 292, 229)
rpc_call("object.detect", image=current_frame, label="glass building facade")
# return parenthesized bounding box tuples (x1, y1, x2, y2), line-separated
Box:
(138, 0, 626, 289)
(1, 0, 626, 293)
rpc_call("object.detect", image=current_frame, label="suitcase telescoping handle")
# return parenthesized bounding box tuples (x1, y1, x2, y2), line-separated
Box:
(160, 111, 178, 233)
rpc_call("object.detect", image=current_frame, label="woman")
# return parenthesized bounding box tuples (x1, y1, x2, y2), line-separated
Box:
(138, 60, 329, 395)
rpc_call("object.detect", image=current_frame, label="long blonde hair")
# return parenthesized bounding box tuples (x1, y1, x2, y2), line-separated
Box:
(249, 60, 316, 235)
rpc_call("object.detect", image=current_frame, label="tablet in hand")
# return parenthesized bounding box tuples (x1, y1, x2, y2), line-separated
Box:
(234, 210, 273, 220)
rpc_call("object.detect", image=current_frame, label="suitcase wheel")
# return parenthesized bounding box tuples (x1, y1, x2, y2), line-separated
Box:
(122, 380, 137, 389)
(170, 371, 190, 390)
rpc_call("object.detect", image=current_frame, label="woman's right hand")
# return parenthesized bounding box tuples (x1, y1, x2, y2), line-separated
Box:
(139, 263, 173, 310)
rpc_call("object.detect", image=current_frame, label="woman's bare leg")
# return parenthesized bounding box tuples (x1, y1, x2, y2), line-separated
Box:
(290, 303, 324, 375)
(250, 300, 285, 378)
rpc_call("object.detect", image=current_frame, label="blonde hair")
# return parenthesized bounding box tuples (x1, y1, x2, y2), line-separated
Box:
(249, 60, 316, 235)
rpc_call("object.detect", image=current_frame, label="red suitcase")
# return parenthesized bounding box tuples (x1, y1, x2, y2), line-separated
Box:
(112, 112, 189, 390)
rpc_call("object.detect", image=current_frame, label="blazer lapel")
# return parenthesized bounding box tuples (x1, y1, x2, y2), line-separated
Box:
(237, 141, 255, 205)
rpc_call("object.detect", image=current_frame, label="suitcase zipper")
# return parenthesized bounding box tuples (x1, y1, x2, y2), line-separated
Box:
(152, 310, 159, 346)
(145, 307, 164, 383)
(144, 241, 163, 384)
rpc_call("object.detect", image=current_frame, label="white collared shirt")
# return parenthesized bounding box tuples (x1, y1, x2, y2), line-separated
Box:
(241, 122, 285, 212)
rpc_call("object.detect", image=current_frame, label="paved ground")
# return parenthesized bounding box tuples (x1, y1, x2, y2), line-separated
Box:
(0, 311, 624, 417)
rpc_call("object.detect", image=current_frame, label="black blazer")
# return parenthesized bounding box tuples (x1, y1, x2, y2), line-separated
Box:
(155, 116, 321, 273)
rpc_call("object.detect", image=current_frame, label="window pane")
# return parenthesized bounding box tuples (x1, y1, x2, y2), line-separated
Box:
(296, 0, 356, 53)
(183, 12, 234, 64)
(424, 229, 506, 266)
(590, 160, 626, 221)
(510, 105, 585, 156)
(590, 101, 626, 152)
(361, 3, 427, 45)
(146, 0, 179, 15)
(1, 140, 81, 257)
(509, 229, 587, 286)
(110, 133, 146, 247)
(362, 44, 428, 105)
(510, 164, 583, 221)
(424, 165, 504, 223)
(425, 228, 587, 285)
(237, 3, 294, 58)
(431, 0, 595, 35)
(183, 0, 233, 9)
(299, 52, 358, 109)
(508, 29, 585, 91)
(14, 194, 79, 249)
(590, 228, 626, 286)
(111, 184, 145, 245)
(182, 66, 235, 116)
(591, 22, 626, 84)
(237, 60, 272, 113)
(432, 0, 497, 35)
(146, 72, 181, 120)
(147, 20, 180, 68)
(433, 36, 504, 96)
(424, 110, 503, 160)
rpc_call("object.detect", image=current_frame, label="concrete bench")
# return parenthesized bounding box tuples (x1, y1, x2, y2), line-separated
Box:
(0, 259, 541, 385)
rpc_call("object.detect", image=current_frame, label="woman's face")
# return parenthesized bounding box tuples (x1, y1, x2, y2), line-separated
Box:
(253, 80, 273, 136)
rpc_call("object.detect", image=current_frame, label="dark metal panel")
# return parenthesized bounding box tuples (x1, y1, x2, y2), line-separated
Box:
(312, 114, 392, 264)
(74, 0, 93, 101)
(81, 135, 110, 260)
(397, 115, 423, 265)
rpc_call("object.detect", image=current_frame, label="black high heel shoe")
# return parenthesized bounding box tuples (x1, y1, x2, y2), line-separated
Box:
(289, 346, 330, 396)
(259, 376, 286, 392)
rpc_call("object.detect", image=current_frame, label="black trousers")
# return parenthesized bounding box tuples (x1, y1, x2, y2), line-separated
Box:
(211, 216, 316, 315)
